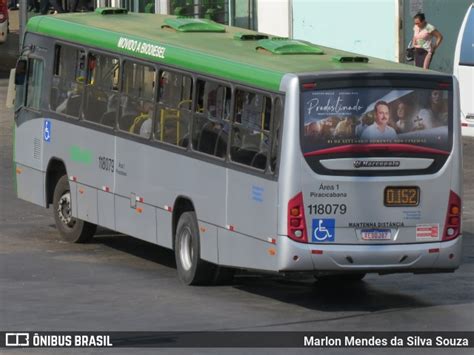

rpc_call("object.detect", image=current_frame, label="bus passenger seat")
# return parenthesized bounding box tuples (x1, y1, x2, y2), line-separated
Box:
(50, 87, 59, 110)
(178, 135, 189, 148)
(251, 152, 267, 170)
(197, 127, 218, 155)
(232, 147, 258, 166)
(100, 111, 117, 127)
(65, 95, 82, 117)
(120, 114, 137, 131)
(214, 129, 228, 157)
(85, 99, 107, 123)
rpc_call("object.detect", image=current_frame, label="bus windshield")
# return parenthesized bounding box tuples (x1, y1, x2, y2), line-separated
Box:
(301, 86, 452, 155)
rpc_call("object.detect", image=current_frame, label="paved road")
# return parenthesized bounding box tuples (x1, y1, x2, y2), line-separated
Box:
(0, 24, 473, 354)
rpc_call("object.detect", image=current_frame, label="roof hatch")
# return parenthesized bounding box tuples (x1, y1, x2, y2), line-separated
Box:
(95, 7, 128, 15)
(256, 38, 324, 55)
(161, 17, 225, 32)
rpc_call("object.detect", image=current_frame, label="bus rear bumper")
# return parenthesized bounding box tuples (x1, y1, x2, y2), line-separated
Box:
(278, 236, 462, 274)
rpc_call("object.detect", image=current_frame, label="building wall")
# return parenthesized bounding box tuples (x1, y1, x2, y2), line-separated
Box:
(151, 0, 469, 74)
(156, 0, 168, 14)
(257, 0, 290, 37)
(292, 0, 399, 61)
(402, 0, 472, 73)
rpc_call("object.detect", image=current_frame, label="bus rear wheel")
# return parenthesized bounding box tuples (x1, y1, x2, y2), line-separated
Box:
(175, 211, 215, 285)
(53, 175, 96, 243)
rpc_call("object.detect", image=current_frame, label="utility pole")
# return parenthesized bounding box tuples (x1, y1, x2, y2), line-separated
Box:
(18, 0, 27, 51)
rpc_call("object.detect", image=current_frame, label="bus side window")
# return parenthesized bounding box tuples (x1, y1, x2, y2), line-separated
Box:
(156, 70, 192, 146)
(231, 89, 271, 170)
(119, 61, 156, 137)
(50, 44, 85, 118)
(270, 97, 283, 173)
(83, 53, 120, 127)
(192, 80, 230, 157)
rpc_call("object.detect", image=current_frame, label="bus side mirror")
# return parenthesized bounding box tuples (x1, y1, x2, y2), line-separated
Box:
(15, 59, 27, 85)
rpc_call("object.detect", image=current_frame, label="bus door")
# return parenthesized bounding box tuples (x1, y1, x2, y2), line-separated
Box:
(14, 55, 46, 207)
(298, 74, 460, 254)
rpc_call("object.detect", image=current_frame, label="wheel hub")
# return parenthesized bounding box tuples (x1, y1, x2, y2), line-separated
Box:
(57, 192, 75, 228)
(179, 227, 194, 271)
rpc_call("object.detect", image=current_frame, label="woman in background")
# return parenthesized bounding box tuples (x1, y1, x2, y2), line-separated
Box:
(394, 101, 413, 133)
(412, 13, 443, 69)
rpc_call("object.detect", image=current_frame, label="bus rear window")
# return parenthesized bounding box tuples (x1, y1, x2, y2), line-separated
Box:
(301, 87, 452, 154)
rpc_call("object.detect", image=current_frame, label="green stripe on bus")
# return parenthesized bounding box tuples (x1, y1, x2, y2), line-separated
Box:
(69, 145, 93, 164)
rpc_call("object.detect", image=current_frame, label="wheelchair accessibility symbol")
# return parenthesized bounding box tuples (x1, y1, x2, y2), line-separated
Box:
(312, 219, 335, 242)
(43, 120, 51, 143)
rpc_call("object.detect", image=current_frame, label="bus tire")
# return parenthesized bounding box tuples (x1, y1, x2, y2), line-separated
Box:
(314, 273, 366, 283)
(53, 175, 97, 243)
(175, 211, 215, 285)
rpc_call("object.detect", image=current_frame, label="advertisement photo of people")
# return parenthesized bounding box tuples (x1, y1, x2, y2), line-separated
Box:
(302, 87, 450, 153)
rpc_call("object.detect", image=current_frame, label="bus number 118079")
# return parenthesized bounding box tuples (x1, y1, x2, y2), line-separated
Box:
(307, 204, 347, 215)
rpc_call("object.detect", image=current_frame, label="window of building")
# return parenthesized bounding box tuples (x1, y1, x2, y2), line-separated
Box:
(230, 0, 257, 30)
(168, 0, 256, 30)
(170, 0, 228, 24)
(122, 0, 155, 13)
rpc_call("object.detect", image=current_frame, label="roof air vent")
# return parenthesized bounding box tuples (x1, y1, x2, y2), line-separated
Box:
(234, 32, 269, 41)
(95, 7, 128, 15)
(162, 17, 225, 32)
(256, 39, 324, 55)
(332, 56, 369, 63)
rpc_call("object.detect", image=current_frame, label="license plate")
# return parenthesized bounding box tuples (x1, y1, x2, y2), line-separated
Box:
(384, 186, 420, 207)
(361, 229, 392, 241)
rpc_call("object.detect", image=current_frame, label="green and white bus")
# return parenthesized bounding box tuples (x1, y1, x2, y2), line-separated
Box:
(12, 8, 463, 285)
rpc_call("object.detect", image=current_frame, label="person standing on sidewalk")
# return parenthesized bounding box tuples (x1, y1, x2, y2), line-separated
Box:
(40, 0, 64, 14)
(412, 13, 443, 69)
(8, 0, 18, 10)
(28, 0, 40, 12)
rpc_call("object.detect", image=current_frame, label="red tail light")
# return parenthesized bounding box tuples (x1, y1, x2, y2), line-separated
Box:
(443, 191, 461, 241)
(0, 0, 7, 23)
(287, 192, 308, 243)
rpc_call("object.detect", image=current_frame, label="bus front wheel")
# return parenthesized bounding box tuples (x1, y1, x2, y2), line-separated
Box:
(53, 175, 96, 243)
(175, 211, 215, 285)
